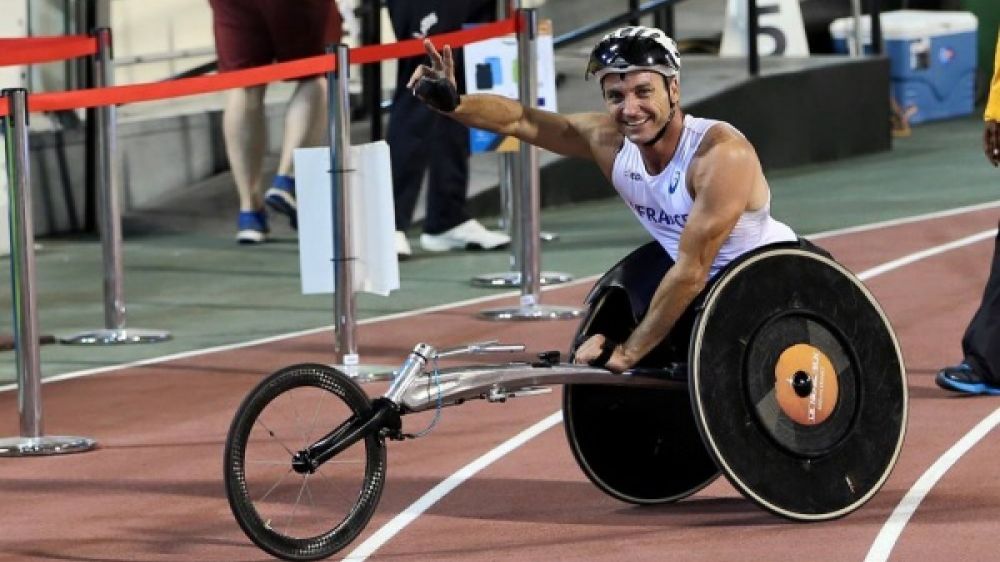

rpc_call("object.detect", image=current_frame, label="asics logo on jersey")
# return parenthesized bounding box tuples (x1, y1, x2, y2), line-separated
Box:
(668, 170, 681, 194)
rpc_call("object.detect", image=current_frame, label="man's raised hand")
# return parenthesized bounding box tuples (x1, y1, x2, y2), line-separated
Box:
(407, 39, 460, 112)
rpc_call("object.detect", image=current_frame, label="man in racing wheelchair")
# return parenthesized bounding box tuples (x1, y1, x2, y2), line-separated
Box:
(409, 25, 813, 371)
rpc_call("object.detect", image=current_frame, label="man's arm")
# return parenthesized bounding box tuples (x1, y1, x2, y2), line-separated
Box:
(408, 40, 617, 164)
(575, 126, 760, 371)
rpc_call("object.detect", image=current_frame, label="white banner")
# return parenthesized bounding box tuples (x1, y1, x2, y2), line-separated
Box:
(462, 19, 557, 153)
(295, 142, 399, 296)
(720, 0, 810, 57)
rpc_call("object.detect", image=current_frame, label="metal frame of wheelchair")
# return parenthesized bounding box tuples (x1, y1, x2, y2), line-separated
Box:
(223, 245, 908, 561)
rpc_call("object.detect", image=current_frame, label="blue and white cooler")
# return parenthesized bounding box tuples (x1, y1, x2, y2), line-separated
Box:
(831, 10, 978, 124)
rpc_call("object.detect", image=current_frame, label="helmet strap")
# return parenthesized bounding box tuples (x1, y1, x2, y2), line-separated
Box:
(643, 86, 675, 148)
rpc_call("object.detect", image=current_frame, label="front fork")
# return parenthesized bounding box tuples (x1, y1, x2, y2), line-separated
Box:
(291, 343, 436, 474)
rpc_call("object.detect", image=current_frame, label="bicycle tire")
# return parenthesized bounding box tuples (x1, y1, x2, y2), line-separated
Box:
(224, 363, 387, 561)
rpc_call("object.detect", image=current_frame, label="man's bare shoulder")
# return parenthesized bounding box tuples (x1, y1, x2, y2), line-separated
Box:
(561, 112, 622, 170)
(566, 112, 618, 140)
(694, 122, 752, 159)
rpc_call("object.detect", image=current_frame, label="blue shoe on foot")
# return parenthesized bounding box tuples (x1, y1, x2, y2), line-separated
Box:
(935, 363, 1000, 396)
(265, 174, 297, 229)
(236, 210, 269, 244)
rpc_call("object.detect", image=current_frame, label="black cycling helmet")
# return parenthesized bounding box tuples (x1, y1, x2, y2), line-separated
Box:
(586, 26, 681, 82)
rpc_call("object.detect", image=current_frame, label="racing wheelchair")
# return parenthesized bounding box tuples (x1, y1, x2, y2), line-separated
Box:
(223, 241, 907, 561)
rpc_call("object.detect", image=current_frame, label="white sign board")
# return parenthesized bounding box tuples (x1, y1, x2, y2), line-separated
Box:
(721, 0, 810, 57)
(463, 19, 557, 153)
(295, 142, 399, 296)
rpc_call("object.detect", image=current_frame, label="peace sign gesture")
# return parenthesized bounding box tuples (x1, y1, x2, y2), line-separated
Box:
(407, 39, 460, 112)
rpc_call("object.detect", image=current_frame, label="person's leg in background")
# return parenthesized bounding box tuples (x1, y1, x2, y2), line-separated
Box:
(265, 75, 327, 229)
(260, 0, 334, 229)
(418, 114, 509, 251)
(222, 85, 270, 243)
(210, 0, 274, 243)
(387, 86, 433, 258)
(422, 114, 470, 235)
(938, 226, 1000, 394)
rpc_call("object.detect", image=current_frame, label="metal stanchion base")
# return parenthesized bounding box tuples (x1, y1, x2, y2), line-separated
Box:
(0, 435, 97, 456)
(331, 354, 397, 383)
(471, 271, 574, 288)
(330, 364, 397, 383)
(59, 328, 172, 345)
(479, 303, 582, 321)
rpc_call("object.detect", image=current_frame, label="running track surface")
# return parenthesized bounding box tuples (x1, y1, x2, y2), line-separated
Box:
(1, 206, 998, 562)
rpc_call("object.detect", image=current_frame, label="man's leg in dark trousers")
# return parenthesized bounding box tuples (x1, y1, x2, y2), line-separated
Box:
(387, 92, 432, 232)
(423, 114, 471, 234)
(962, 224, 1000, 383)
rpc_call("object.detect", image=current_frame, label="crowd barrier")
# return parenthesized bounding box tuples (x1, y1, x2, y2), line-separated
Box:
(0, 9, 575, 454)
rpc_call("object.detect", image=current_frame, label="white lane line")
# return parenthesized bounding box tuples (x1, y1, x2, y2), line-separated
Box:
(856, 229, 998, 281)
(340, 411, 564, 562)
(809, 200, 1000, 240)
(348, 227, 1000, 560)
(5, 202, 997, 393)
(865, 407, 1000, 562)
(0, 276, 600, 393)
(854, 228, 998, 561)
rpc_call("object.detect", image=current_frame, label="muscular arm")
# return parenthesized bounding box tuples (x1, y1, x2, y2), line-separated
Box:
(452, 94, 609, 161)
(408, 40, 620, 170)
(576, 125, 761, 371)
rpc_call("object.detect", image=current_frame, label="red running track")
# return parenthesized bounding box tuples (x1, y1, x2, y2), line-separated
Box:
(0, 205, 998, 562)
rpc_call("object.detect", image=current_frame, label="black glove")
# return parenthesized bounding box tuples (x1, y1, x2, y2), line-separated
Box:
(587, 337, 619, 368)
(414, 76, 460, 113)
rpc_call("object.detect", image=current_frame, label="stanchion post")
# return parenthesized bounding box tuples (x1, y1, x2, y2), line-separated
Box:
(519, 9, 542, 303)
(470, 7, 573, 290)
(328, 44, 359, 365)
(95, 26, 125, 331)
(0, 89, 96, 456)
(61, 27, 171, 345)
(478, 8, 580, 321)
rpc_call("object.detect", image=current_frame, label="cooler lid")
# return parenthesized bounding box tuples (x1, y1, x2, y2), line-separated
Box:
(830, 10, 978, 41)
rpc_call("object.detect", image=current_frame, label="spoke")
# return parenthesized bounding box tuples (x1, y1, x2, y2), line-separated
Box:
(303, 475, 317, 509)
(287, 391, 310, 445)
(284, 473, 310, 535)
(255, 466, 294, 504)
(305, 386, 327, 444)
(247, 459, 297, 466)
(255, 418, 297, 457)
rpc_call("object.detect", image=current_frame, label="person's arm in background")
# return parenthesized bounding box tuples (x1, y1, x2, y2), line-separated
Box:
(984, 31, 1000, 168)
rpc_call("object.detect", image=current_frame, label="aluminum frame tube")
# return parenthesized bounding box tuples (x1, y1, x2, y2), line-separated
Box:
(328, 44, 358, 363)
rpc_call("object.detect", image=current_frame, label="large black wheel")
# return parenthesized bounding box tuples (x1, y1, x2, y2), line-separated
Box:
(689, 248, 907, 521)
(224, 364, 387, 561)
(564, 288, 720, 504)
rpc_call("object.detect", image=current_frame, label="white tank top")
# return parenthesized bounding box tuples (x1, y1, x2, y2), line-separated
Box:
(610, 114, 796, 277)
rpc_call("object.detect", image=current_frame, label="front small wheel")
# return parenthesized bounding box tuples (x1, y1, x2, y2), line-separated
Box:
(224, 364, 387, 561)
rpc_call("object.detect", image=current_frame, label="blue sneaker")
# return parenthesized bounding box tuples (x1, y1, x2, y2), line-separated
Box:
(236, 210, 269, 244)
(265, 174, 297, 229)
(935, 363, 1000, 396)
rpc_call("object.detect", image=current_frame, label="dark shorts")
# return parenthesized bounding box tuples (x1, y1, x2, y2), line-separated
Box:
(209, 0, 334, 72)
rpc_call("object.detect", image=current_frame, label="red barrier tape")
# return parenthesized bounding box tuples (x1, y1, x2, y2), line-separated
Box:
(0, 17, 516, 118)
(0, 35, 97, 66)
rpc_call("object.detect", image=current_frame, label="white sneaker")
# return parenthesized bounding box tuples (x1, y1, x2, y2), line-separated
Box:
(419, 219, 510, 252)
(395, 231, 412, 258)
